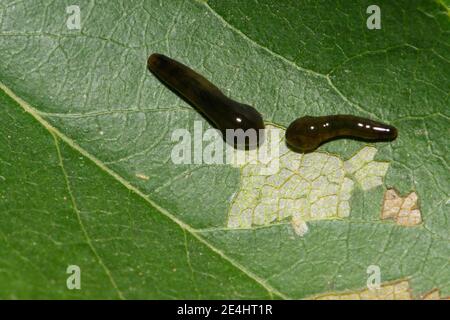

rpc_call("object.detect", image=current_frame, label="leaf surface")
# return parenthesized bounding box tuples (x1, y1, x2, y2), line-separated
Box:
(0, 0, 448, 298)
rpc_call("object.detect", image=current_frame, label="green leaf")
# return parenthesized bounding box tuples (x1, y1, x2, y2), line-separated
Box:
(0, 0, 448, 299)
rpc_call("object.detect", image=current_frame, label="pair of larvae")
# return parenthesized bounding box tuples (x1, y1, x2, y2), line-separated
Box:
(148, 54, 397, 152)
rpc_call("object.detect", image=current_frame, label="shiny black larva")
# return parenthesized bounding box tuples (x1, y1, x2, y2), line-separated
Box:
(147, 53, 265, 149)
(285, 115, 398, 153)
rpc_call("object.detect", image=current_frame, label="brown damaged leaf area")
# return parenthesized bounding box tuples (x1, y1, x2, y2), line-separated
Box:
(381, 189, 422, 226)
(312, 280, 449, 300)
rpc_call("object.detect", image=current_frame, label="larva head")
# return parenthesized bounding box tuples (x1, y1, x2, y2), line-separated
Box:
(223, 103, 265, 150)
(285, 116, 322, 153)
(147, 53, 169, 72)
(234, 103, 265, 132)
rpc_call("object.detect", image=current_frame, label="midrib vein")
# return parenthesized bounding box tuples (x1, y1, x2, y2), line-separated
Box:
(0, 81, 289, 300)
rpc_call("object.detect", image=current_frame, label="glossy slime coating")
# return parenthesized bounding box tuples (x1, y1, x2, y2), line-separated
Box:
(286, 115, 398, 153)
(147, 53, 265, 148)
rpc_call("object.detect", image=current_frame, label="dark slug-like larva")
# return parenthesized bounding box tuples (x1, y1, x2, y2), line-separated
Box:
(286, 115, 398, 153)
(147, 53, 264, 149)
